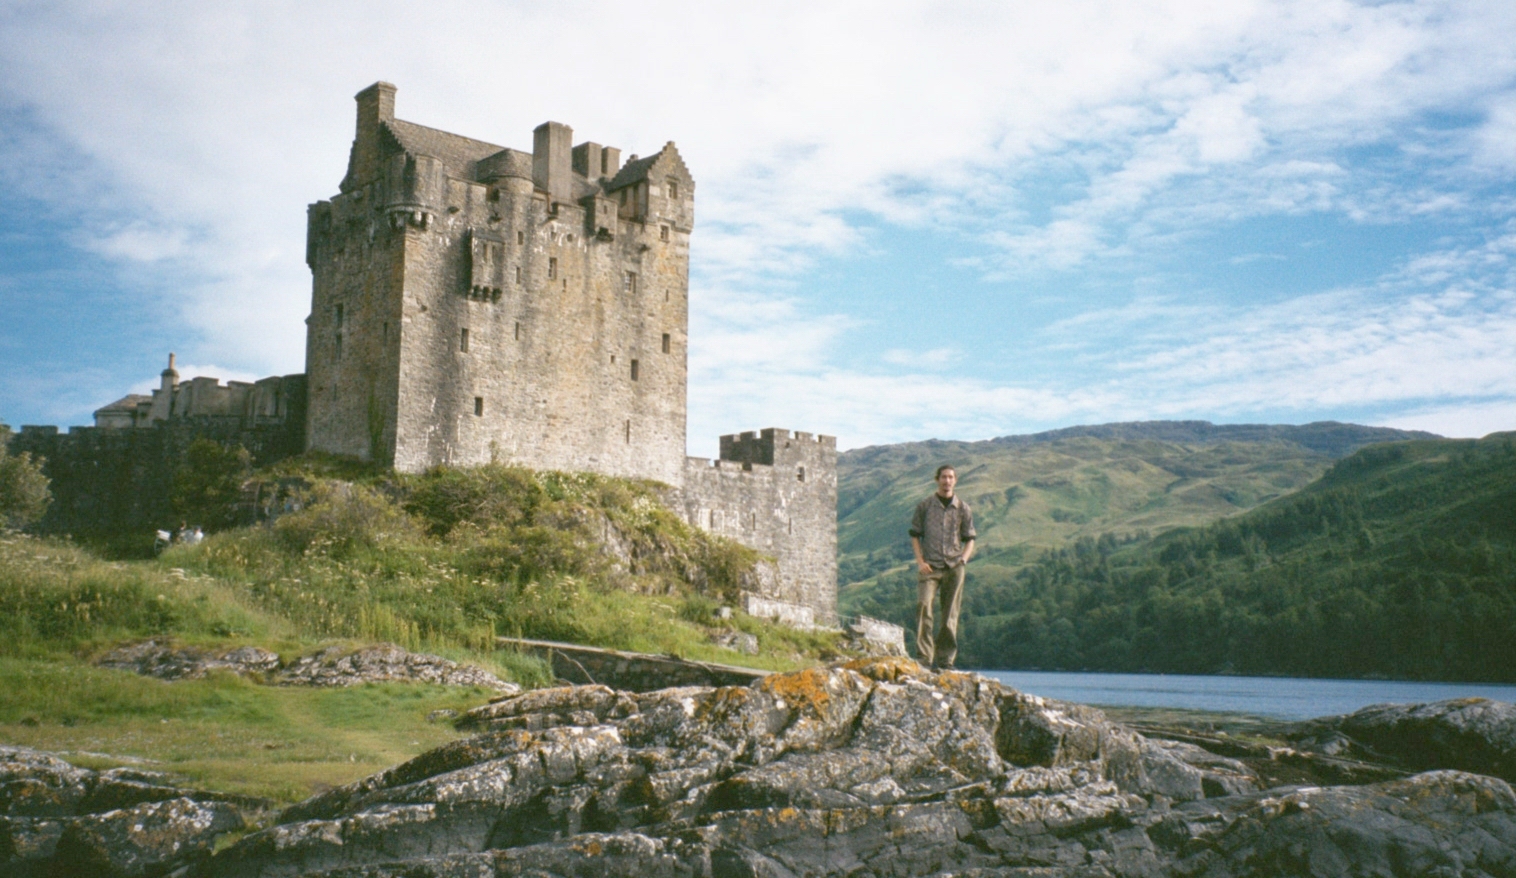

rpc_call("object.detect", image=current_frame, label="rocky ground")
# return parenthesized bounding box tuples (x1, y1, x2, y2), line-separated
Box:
(95, 641, 521, 693)
(7, 659, 1516, 877)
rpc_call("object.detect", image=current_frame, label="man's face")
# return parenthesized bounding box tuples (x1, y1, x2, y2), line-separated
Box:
(936, 469, 956, 496)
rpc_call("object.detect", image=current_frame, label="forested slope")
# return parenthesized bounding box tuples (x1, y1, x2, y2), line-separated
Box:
(844, 434, 1516, 681)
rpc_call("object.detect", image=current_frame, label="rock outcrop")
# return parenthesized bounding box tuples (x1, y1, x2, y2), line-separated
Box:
(1287, 696, 1516, 782)
(95, 641, 520, 694)
(0, 745, 261, 877)
(199, 659, 1516, 877)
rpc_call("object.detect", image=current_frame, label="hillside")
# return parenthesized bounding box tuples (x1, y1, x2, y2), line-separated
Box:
(838, 420, 1438, 585)
(846, 433, 1516, 681)
(0, 460, 842, 804)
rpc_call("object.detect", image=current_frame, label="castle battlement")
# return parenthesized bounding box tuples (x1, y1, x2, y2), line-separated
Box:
(23, 82, 838, 629)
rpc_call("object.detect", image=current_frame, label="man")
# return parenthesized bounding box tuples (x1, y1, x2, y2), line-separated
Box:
(909, 465, 976, 669)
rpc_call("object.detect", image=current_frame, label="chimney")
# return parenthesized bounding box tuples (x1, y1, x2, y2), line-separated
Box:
(601, 146, 622, 178)
(533, 121, 573, 204)
(572, 142, 602, 179)
(345, 81, 397, 191)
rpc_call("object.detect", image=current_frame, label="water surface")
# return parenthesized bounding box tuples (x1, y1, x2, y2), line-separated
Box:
(977, 670, 1516, 721)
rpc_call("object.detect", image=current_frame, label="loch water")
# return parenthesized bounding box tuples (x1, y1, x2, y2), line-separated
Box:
(978, 670, 1516, 720)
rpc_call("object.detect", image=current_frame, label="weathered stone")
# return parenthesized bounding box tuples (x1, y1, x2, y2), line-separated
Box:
(1288, 696, 1516, 782)
(711, 630, 760, 656)
(0, 745, 93, 817)
(53, 796, 244, 877)
(96, 640, 283, 681)
(201, 663, 1516, 877)
(275, 644, 519, 692)
(0, 815, 67, 877)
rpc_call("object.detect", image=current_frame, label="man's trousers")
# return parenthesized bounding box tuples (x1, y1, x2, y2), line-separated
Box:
(916, 563, 966, 668)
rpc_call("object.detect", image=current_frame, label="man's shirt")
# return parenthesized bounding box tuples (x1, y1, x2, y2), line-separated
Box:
(910, 493, 976, 568)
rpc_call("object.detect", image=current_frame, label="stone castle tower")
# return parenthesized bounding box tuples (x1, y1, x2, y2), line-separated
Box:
(306, 82, 691, 481)
(304, 83, 838, 624)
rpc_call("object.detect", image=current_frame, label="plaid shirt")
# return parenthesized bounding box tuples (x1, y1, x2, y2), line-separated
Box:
(909, 493, 976, 568)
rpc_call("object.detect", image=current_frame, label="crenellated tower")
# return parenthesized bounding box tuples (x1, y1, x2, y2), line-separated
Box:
(303, 83, 837, 625)
(305, 82, 693, 482)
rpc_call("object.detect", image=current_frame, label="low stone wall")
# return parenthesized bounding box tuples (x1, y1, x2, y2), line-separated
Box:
(496, 637, 766, 691)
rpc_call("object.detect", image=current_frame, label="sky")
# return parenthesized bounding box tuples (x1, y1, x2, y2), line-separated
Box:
(2, 1, 1515, 458)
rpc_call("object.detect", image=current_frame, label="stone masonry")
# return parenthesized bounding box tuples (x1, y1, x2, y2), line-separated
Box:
(10, 82, 839, 627)
(302, 83, 838, 624)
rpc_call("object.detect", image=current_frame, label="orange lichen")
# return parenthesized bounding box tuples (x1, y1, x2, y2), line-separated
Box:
(759, 667, 841, 713)
(842, 656, 923, 682)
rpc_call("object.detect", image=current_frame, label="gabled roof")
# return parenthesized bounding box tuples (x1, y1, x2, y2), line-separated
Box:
(385, 119, 506, 178)
(606, 143, 692, 192)
(94, 394, 151, 415)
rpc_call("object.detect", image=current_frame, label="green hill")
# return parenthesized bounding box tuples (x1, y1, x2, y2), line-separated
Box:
(0, 460, 840, 803)
(838, 420, 1437, 586)
(846, 433, 1516, 681)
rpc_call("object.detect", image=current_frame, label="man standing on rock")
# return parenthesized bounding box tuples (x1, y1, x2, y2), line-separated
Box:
(910, 465, 976, 669)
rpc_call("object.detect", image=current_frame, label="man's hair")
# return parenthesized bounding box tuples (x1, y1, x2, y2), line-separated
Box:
(934, 465, 956, 480)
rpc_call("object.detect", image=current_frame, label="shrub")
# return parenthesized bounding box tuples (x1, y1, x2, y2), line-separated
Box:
(171, 439, 252, 531)
(274, 481, 421, 558)
(0, 424, 51, 530)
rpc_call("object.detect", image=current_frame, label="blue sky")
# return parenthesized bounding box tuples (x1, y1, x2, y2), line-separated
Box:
(2, 1, 1515, 457)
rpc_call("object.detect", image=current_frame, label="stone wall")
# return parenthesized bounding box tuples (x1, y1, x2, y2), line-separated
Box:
(10, 378, 306, 536)
(306, 83, 691, 485)
(681, 428, 838, 625)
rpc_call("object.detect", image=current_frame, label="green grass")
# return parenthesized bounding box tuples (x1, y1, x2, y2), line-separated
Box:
(0, 657, 492, 804)
(0, 461, 846, 803)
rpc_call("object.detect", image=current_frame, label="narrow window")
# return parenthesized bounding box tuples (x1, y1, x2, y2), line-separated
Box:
(797, 465, 806, 482)
(630, 359, 639, 381)
(517, 230, 525, 245)
(334, 332, 342, 360)
(460, 328, 470, 353)
(751, 512, 757, 529)
(566, 233, 574, 243)
(514, 321, 520, 340)
(382, 321, 389, 344)
(474, 397, 484, 416)
(661, 333, 670, 354)
(668, 178, 679, 200)
(625, 419, 631, 443)
(334, 303, 344, 328)
(610, 355, 616, 364)
(548, 257, 557, 280)
(515, 265, 522, 284)
(624, 271, 637, 294)
(660, 225, 670, 242)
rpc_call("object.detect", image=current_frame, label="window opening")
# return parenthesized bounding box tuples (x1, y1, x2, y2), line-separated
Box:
(548, 257, 557, 280)
(474, 397, 484, 416)
(460, 328, 470, 353)
(334, 303, 344, 328)
(517, 230, 525, 245)
(625, 419, 631, 443)
(382, 322, 389, 344)
(514, 321, 520, 340)
(334, 332, 342, 360)
(515, 265, 522, 284)
(660, 225, 670, 242)
(630, 359, 639, 381)
(797, 465, 806, 482)
(661, 333, 670, 353)
(667, 178, 679, 199)
(624, 271, 637, 294)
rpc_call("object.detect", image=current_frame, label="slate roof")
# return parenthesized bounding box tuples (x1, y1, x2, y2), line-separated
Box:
(605, 142, 693, 192)
(94, 394, 151, 415)
(385, 119, 506, 178)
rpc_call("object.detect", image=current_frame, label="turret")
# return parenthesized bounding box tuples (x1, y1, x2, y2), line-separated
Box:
(148, 353, 178, 423)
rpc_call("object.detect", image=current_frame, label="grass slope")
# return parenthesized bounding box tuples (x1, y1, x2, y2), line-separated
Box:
(838, 420, 1437, 587)
(0, 461, 842, 804)
(849, 434, 1516, 681)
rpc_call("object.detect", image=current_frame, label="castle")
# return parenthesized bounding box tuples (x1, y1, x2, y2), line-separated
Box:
(15, 83, 837, 627)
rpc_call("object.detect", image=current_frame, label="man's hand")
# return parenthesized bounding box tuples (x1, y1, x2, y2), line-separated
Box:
(917, 560, 932, 575)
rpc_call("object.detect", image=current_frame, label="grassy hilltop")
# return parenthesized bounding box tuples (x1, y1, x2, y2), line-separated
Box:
(837, 420, 1435, 586)
(846, 433, 1516, 681)
(0, 460, 840, 803)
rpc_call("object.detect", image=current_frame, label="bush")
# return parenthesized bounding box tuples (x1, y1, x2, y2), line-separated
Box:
(171, 439, 252, 531)
(0, 424, 51, 530)
(273, 481, 421, 558)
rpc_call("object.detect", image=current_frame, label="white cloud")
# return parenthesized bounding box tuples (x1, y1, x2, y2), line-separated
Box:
(3, 1, 1516, 442)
